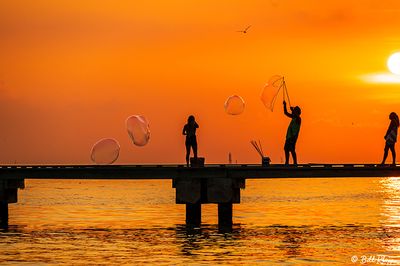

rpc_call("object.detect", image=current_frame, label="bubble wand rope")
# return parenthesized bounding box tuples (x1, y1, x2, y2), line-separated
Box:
(282, 77, 292, 108)
(270, 77, 285, 111)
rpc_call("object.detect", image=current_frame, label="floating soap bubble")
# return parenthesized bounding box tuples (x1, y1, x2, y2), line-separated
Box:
(260, 75, 285, 111)
(126, 115, 150, 146)
(224, 95, 245, 115)
(90, 138, 120, 165)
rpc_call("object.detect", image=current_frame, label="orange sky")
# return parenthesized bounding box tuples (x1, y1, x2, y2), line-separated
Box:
(1, 0, 400, 164)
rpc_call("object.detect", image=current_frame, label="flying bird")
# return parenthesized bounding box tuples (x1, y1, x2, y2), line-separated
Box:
(237, 25, 251, 33)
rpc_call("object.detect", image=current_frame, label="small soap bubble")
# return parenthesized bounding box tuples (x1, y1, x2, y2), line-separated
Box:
(126, 115, 150, 146)
(224, 95, 245, 115)
(90, 138, 120, 165)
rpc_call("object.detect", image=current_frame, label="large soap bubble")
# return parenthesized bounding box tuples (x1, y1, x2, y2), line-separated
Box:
(224, 95, 245, 115)
(90, 138, 120, 165)
(260, 75, 284, 111)
(126, 115, 150, 146)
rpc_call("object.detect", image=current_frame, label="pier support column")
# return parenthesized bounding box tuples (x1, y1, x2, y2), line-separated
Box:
(218, 202, 232, 231)
(186, 202, 201, 227)
(0, 179, 24, 228)
(0, 181, 7, 227)
(0, 201, 8, 228)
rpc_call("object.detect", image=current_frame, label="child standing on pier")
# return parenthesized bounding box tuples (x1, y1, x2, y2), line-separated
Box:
(183, 115, 199, 167)
(283, 101, 301, 166)
(381, 112, 399, 166)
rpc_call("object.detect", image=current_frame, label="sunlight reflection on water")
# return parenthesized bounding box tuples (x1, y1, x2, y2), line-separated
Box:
(380, 177, 400, 258)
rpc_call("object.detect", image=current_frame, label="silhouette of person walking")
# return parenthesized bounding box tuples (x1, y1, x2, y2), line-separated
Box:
(283, 101, 301, 166)
(381, 112, 399, 166)
(183, 115, 199, 166)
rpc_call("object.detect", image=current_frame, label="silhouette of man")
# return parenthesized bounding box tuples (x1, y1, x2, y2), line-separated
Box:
(283, 101, 301, 166)
(381, 112, 399, 166)
(182, 115, 199, 166)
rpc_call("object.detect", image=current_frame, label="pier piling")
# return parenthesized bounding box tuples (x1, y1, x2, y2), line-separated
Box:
(174, 157, 242, 228)
(0, 201, 8, 227)
(0, 179, 24, 228)
(218, 202, 233, 230)
(0, 181, 7, 227)
(186, 202, 201, 227)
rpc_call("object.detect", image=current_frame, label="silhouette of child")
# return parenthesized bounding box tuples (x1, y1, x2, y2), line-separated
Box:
(182, 115, 199, 166)
(283, 101, 301, 166)
(381, 112, 399, 166)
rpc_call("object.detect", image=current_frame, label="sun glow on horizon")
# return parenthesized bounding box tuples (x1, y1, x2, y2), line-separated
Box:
(361, 53, 400, 84)
(361, 73, 400, 84)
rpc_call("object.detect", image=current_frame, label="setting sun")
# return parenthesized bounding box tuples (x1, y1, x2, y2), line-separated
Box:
(388, 52, 400, 75)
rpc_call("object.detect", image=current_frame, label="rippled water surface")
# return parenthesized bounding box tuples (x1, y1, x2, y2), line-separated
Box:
(1, 178, 400, 265)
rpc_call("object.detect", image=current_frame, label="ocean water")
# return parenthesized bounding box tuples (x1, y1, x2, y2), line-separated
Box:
(1, 178, 400, 265)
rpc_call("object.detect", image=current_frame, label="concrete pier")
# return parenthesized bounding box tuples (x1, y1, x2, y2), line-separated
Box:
(1, 163, 400, 229)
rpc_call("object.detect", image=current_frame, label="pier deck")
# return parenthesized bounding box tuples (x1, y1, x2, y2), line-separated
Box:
(0, 163, 399, 180)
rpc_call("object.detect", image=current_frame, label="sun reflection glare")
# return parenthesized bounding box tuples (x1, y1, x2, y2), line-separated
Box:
(380, 177, 400, 255)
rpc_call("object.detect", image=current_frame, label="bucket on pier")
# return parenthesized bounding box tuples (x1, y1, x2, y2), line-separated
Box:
(262, 157, 271, 166)
(190, 157, 205, 167)
(250, 140, 271, 167)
